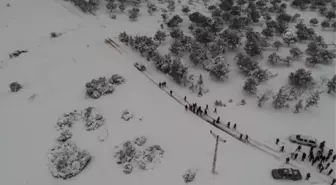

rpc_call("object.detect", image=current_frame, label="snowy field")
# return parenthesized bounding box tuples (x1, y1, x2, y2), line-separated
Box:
(0, 0, 335, 185)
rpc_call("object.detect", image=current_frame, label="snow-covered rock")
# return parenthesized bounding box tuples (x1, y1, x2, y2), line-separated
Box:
(57, 129, 73, 143)
(55, 111, 80, 131)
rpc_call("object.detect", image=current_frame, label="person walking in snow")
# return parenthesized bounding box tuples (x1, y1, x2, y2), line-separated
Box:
(301, 152, 306, 161)
(185, 105, 188, 111)
(332, 154, 336, 162)
(320, 166, 325, 173)
(204, 109, 208, 116)
(245, 135, 249, 141)
(326, 162, 330, 170)
(305, 173, 311, 180)
(239, 134, 243, 140)
(206, 104, 208, 110)
(296, 145, 302, 152)
(280, 146, 285, 152)
(286, 157, 290, 164)
(184, 96, 187, 101)
(189, 104, 192, 110)
(294, 153, 298, 160)
(328, 169, 333, 176)
(159, 82, 162, 88)
(332, 178, 336, 185)
(233, 123, 236, 130)
(227, 121, 230, 128)
(170, 90, 173, 96)
(214, 107, 217, 114)
(216, 117, 220, 123)
(199, 110, 203, 116)
(276, 138, 280, 145)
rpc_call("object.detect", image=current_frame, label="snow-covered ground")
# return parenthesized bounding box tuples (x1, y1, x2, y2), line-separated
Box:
(0, 0, 335, 185)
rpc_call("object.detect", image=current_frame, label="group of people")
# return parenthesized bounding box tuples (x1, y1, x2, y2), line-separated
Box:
(279, 139, 336, 184)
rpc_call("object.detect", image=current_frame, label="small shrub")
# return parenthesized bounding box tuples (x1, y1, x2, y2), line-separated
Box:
(288, 68, 314, 88)
(9, 82, 22, 92)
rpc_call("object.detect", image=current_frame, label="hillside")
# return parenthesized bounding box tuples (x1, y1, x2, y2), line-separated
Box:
(0, 0, 335, 185)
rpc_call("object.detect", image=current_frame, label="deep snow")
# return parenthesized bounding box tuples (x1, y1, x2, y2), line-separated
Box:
(0, 0, 335, 185)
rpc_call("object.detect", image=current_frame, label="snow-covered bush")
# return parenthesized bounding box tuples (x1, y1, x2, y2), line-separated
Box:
(56, 111, 80, 131)
(327, 75, 336, 94)
(114, 140, 137, 165)
(114, 139, 164, 173)
(288, 68, 314, 88)
(50, 32, 62, 38)
(9, 82, 22, 92)
(48, 141, 91, 179)
(273, 40, 284, 50)
(293, 99, 303, 113)
(183, 169, 197, 183)
(219, 29, 241, 50)
(268, 52, 282, 65)
(305, 91, 322, 110)
(81, 107, 105, 131)
(85, 77, 114, 99)
(154, 30, 166, 44)
(257, 92, 270, 107)
(57, 130, 73, 143)
(214, 100, 225, 106)
(243, 78, 258, 95)
(289, 47, 303, 60)
(167, 15, 183, 27)
(234, 53, 259, 76)
(272, 86, 290, 109)
(123, 163, 133, 174)
(244, 39, 262, 57)
(133, 136, 147, 146)
(65, 0, 100, 13)
(207, 61, 230, 81)
(128, 7, 140, 21)
(119, 32, 129, 43)
(109, 74, 125, 85)
(121, 110, 133, 121)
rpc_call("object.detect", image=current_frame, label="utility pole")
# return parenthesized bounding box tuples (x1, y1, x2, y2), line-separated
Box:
(210, 130, 226, 175)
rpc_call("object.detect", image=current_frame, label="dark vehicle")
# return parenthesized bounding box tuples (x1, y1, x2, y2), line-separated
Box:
(134, 62, 146, 71)
(272, 168, 302, 181)
(289, 134, 317, 147)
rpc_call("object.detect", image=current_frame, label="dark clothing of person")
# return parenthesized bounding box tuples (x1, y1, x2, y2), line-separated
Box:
(233, 124, 236, 130)
(280, 146, 284, 152)
(305, 173, 311, 180)
(276, 138, 279, 145)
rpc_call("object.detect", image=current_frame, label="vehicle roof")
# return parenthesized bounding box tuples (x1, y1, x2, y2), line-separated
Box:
(297, 134, 316, 141)
(279, 168, 300, 175)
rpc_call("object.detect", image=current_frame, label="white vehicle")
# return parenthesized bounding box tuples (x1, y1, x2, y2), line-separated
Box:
(289, 134, 317, 147)
(134, 62, 146, 71)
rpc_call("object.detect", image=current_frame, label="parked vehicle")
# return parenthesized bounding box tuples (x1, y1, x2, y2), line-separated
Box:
(134, 62, 146, 71)
(272, 168, 302, 181)
(289, 134, 317, 147)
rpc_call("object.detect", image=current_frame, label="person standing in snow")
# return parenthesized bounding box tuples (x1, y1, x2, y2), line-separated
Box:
(170, 90, 173, 96)
(296, 145, 302, 152)
(159, 82, 162, 88)
(245, 135, 249, 141)
(328, 169, 333, 176)
(184, 96, 187, 101)
(294, 153, 298, 160)
(227, 121, 230, 128)
(216, 117, 220, 123)
(320, 166, 325, 173)
(301, 153, 306, 161)
(204, 109, 208, 116)
(325, 162, 330, 170)
(239, 134, 243, 140)
(185, 105, 188, 111)
(233, 123, 236, 130)
(305, 173, 311, 180)
(286, 157, 290, 164)
(206, 104, 208, 110)
(280, 146, 285, 152)
(214, 107, 217, 114)
(332, 154, 336, 162)
(276, 138, 280, 145)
